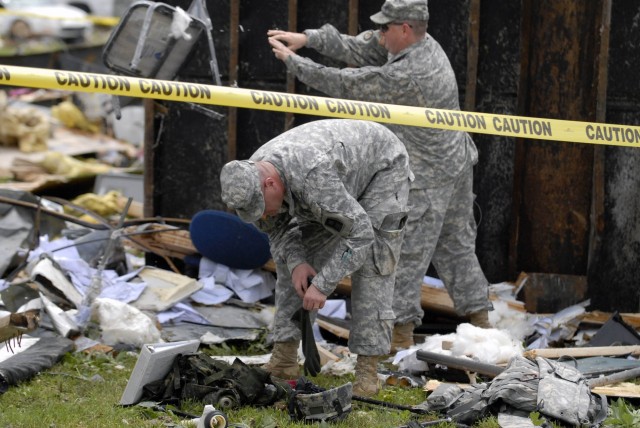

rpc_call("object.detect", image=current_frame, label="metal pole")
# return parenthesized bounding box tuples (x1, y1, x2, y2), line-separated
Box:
(416, 350, 504, 378)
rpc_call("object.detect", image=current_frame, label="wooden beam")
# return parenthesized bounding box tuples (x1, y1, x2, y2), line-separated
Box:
(143, 98, 155, 217)
(420, 285, 524, 316)
(348, 0, 358, 36)
(227, 0, 240, 160)
(284, 0, 298, 131)
(579, 311, 640, 329)
(524, 345, 640, 360)
(464, 0, 480, 112)
(317, 343, 340, 366)
(512, 1, 601, 274)
(316, 317, 350, 339)
(591, 383, 640, 398)
(507, 0, 534, 278)
(123, 224, 197, 259)
(262, 260, 525, 315)
(588, 0, 611, 272)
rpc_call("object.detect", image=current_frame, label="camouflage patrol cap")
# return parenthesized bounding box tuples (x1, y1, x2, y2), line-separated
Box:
(220, 160, 264, 223)
(293, 382, 352, 423)
(370, 0, 429, 24)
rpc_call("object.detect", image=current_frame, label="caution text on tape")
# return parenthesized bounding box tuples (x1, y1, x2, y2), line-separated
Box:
(1, 65, 639, 148)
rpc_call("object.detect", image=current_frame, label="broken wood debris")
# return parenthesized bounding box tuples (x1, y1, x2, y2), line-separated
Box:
(123, 223, 197, 260)
(315, 317, 350, 340)
(580, 310, 640, 329)
(524, 345, 640, 359)
(263, 259, 525, 316)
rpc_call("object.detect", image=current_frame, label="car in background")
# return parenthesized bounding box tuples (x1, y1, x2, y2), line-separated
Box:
(0, 0, 93, 42)
(57, 0, 135, 18)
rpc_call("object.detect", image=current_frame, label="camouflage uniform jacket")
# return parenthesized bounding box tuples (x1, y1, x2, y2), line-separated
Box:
(287, 23, 478, 188)
(251, 119, 410, 296)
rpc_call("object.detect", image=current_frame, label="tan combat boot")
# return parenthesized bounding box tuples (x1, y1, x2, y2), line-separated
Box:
(352, 355, 380, 397)
(469, 310, 491, 328)
(390, 323, 415, 353)
(264, 340, 300, 380)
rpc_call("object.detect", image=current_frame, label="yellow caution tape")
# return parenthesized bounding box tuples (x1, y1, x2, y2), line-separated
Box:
(0, 64, 639, 148)
(88, 16, 119, 27)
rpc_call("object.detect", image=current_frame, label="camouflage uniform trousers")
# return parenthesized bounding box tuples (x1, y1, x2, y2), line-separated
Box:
(392, 165, 492, 326)
(272, 177, 410, 356)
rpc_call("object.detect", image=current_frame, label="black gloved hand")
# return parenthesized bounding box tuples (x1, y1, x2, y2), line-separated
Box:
(292, 308, 321, 376)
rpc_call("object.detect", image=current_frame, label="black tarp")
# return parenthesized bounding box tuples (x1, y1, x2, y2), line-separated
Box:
(0, 336, 74, 394)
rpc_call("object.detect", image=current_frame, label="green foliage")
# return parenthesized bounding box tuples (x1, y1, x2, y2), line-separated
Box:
(530, 411, 546, 426)
(473, 417, 501, 428)
(606, 398, 640, 427)
(202, 330, 272, 357)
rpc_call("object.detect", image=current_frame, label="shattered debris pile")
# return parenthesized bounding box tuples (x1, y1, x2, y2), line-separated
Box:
(0, 88, 141, 194)
(0, 91, 50, 153)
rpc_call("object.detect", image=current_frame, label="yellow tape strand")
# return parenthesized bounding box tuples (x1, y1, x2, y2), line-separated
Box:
(0, 64, 638, 148)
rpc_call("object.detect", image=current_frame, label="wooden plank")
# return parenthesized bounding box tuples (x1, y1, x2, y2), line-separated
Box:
(317, 343, 340, 366)
(579, 311, 640, 329)
(143, 98, 154, 217)
(348, 0, 358, 36)
(588, 0, 611, 288)
(227, 0, 240, 161)
(591, 382, 640, 398)
(464, 0, 480, 112)
(524, 345, 640, 360)
(262, 259, 351, 296)
(284, 0, 298, 131)
(123, 224, 197, 259)
(116, 196, 143, 219)
(513, 1, 602, 274)
(316, 318, 350, 340)
(262, 259, 525, 315)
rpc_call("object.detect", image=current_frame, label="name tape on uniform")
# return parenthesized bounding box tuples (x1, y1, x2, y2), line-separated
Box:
(0, 65, 638, 148)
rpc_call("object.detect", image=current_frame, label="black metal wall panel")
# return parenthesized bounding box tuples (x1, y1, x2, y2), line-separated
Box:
(152, 102, 228, 217)
(427, 0, 469, 98)
(237, 0, 288, 82)
(173, 0, 232, 82)
(234, 0, 288, 159)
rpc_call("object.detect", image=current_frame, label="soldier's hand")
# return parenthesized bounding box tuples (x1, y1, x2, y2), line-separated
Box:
(292, 263, 317, 298)
(302, 285, 327, 311)
(268, 37, 295, 61)
(267, 29, 308, 51)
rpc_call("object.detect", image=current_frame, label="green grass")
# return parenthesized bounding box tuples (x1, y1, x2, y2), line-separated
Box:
(0, 342, 632, 428)
(0, 344, 458, 428)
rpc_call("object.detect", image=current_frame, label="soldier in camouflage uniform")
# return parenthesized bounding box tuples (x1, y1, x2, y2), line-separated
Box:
(268, 0, 493, 350)
(219, 119, 411, 397)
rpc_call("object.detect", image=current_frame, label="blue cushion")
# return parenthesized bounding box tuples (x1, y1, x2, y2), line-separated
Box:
(189, 210, 271, 270)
